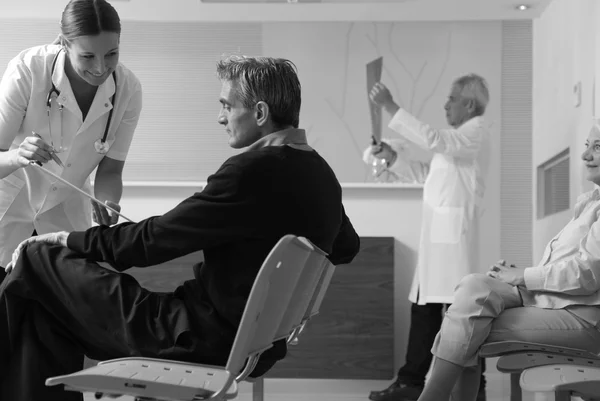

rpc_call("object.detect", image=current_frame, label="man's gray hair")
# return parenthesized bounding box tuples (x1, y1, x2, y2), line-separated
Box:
(216, 55, 301, 129)
(453, 74, 489, 117)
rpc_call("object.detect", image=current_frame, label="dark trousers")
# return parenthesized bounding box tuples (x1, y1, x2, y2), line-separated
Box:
(397, 302, 486, 387)
(0, 242, 229, 401)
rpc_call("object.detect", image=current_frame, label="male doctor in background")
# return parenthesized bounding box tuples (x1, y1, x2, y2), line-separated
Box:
(365, 74, 491, 401)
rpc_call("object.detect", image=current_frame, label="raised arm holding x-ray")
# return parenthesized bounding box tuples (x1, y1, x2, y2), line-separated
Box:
(363, 83, 430, 184)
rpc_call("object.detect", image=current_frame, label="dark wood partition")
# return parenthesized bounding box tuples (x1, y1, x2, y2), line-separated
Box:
(267, 236, 395, 380)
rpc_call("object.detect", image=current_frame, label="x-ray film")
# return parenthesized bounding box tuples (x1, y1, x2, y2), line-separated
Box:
(366, 57, 383, 144)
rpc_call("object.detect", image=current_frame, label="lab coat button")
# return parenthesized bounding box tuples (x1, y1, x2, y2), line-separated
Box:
(67, 163, 71, 167)
(104, 103, 109, 107)
(62, 97, 66, 101)
(52, 187, 57, 191)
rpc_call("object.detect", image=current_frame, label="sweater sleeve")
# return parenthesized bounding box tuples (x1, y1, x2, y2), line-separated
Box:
(329, 205, 360, 265)
(67, 160, 259, 271)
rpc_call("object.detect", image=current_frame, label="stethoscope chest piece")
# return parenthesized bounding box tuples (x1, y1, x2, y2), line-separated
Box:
(94, 138, 110, 154)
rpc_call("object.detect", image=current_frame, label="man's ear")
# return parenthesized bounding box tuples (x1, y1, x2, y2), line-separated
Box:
(466, 99, 476, 114)
(255, 101, 269, 126)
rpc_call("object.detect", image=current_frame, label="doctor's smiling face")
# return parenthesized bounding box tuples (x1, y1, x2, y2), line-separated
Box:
(59, 0, 122, 88)
(64, 31, 120, 88)
(218, 80, 262, 149)
(582, 123, 600, 186)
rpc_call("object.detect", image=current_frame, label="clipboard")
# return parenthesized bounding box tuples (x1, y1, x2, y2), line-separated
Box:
(366, 57, 383, 144)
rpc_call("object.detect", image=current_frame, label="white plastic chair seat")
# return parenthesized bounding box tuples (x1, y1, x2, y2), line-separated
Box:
(480, 341, 598, 359)
(45, 357, 238, 401)
(496, 352, 600, 373)
(520, 364, 600, 395)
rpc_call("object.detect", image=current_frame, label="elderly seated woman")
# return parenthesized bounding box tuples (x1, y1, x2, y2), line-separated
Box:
(417, 122, 600, 401)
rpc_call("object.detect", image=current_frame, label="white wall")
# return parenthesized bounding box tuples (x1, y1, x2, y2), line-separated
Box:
(532, 0, 599, 261)
(262, 21, 503, 183)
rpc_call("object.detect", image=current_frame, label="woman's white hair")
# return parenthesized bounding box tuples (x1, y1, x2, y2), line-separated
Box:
(453, 74, 490, 117)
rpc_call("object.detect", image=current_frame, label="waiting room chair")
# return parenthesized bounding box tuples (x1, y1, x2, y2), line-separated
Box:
(520, 363, 600, 401)
(480, 341, 600, 401)
(46, 234, 331, 401)
(248, 248, 337, 401)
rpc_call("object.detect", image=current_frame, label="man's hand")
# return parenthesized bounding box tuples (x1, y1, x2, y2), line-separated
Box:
(6, 231, 69, 273)
(92, 200, 121, 226)
(487, 260, 526, 287)
(369, 82, 400, 115)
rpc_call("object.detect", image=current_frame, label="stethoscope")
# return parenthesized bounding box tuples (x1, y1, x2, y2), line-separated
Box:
(47, 48, 116, 154)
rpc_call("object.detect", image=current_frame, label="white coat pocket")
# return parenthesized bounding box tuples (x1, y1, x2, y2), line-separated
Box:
(0, 174, 25, 220)
(429, 206, 464, 244)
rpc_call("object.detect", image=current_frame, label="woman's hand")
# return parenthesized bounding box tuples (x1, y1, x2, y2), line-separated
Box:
(92, 200, 121, 226)
(489, 259, 516, 270)
(11, 133, 55, 167)
(487, 260, 527, 287)
(5, 231, 69, 273)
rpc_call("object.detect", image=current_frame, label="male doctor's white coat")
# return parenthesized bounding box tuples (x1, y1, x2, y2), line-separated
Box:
(378, 108, 491, 305)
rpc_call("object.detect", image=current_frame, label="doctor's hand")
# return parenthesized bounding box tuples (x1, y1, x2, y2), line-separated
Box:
(370, 82, 400, 115)
(370, 141, 397, 165)
(487, 263, 526, 287)
(11, 134, 55, 167)
(92, 200, 121, 226)
(5, 231, 69, 274)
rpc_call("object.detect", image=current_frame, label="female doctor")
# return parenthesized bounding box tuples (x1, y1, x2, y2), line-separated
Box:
(0, 0, 142, 270)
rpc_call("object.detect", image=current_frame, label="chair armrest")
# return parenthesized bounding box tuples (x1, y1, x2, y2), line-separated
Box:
(236, 353, 262, 382)
(287, 320, 308, 346)
(555, 380, 600, 399)
(521, 364, 600, 394)
(480, 341, 598, 359)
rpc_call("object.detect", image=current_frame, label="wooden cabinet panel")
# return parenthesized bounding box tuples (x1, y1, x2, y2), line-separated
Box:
(267, 237, 395, 380)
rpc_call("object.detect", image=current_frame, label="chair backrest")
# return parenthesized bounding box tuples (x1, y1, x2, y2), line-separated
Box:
(224, 235, 314, 375)
(305, 259, 337, 320)
(275, 237, 330, 340)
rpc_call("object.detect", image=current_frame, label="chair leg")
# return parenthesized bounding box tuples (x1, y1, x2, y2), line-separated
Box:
(554, 390, 571, 401)
(252, 377, 265, 401)
(510, 373, 522, 401)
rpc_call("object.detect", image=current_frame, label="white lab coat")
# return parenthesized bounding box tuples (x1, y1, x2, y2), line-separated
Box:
(0, 45, 142, 266)
(386, 109, 491, 305)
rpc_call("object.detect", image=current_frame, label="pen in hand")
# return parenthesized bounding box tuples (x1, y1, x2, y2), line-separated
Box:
(31, 131, 64, 167)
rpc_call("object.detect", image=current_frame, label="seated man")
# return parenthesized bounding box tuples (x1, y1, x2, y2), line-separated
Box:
(2, 56, 360, 401)
(415, 120, 600, 401)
